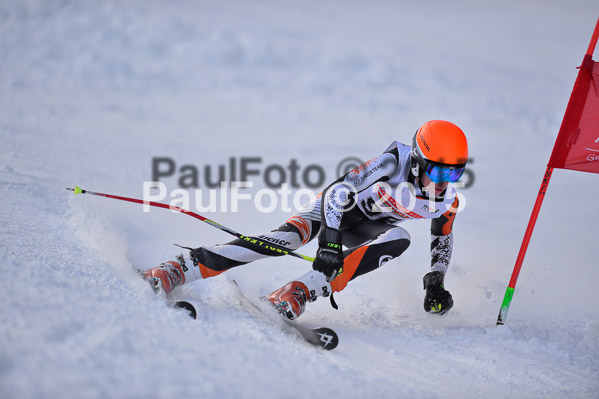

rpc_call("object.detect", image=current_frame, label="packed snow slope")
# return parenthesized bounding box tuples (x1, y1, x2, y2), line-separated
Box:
(1, 1, 599, 398)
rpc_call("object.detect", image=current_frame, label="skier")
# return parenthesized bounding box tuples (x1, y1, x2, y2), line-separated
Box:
(142, 120, 468, 319)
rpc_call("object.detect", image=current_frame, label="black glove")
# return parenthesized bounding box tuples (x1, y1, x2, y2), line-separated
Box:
(313, 227, 344, 282)
(423, 271, 453, 315)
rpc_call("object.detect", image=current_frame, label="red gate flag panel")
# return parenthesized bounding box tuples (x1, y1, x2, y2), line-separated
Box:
(548, 26, 599, 173)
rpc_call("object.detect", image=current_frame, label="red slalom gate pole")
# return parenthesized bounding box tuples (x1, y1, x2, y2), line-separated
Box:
(496, 167, 553, 325)
(585, 16, 599, 57)
(496, 16, 599, 326)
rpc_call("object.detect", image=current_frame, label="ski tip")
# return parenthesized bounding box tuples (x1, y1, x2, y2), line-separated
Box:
(313, 327, 339, 350)
(173, 301, 197, 319)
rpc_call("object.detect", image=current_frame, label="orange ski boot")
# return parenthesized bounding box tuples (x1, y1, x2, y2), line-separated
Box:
(267, 281, 311, 320)
(142, 261, 186, 294)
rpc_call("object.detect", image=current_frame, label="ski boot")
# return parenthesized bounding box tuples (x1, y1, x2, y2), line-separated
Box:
(267, 281, 311, 320)
(267, 270, 332, 320)
(142, 260, 186, 294)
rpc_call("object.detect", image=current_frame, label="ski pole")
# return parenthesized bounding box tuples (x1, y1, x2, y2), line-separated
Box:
(66, 186, 315, 262)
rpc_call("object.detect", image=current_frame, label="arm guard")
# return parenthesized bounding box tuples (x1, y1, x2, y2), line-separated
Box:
(430, 197, 458, 273)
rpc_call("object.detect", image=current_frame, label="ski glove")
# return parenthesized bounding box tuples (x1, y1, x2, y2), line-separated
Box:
(313, 227, 344, 282)
(423, 271, 453, 315)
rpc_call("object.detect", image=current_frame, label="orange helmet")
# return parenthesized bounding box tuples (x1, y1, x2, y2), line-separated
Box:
(411, 120, 468, 183)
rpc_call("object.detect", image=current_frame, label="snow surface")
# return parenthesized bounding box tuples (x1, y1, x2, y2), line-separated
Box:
(1, 0, 599, 398)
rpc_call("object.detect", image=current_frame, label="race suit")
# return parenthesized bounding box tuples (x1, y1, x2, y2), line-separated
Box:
(187, 141, 459, 294)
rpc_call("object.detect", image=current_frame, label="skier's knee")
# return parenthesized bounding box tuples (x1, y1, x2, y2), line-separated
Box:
(377, 227, 410, 249)
(273, 220, 313, 250)
(394, 227, 411, 244)
(375, 227, 410, 261)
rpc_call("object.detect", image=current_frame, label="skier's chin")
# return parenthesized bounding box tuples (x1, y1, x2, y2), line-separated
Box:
(423, 188, 446, 200)
(434, 186, 447, 197)
(418, 176, 448, 199)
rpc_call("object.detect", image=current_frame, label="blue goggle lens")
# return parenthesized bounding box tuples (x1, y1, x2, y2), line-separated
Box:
(425, 164, 465, 183)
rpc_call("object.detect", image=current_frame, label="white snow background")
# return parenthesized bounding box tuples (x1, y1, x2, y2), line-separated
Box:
(1, 1, 599, 398)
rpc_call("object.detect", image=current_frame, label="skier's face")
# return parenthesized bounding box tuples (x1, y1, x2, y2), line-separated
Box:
(420, 174, 448, 197)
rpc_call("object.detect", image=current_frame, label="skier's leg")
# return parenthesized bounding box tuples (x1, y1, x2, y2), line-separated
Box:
(330, 226, 411, 293)
(142, 199, 322, 293)
(267, 225, 410, 319)
(141, 223, 309, 293)
(189, 220, 320, 279)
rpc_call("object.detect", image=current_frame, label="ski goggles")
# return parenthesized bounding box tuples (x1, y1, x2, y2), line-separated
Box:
(424, 163, 465, 183)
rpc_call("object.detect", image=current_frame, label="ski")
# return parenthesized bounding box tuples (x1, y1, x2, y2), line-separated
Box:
(230, 279, 339, 350)
(136, 269, 198, 319)
(170, 301, 197, 319)
(282, 320, 338, 350)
